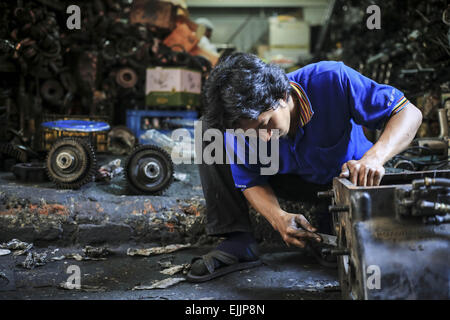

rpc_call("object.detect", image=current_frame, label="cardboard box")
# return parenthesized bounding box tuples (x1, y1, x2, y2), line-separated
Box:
(269, 16, 310, 49)
(145, 67, 202, 107)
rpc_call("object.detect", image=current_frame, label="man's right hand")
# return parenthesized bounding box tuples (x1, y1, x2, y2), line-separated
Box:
(275, 212, 322, 248)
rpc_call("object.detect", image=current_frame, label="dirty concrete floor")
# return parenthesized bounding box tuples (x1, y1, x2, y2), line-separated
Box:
(0, 155, 341, 300)
(0, 245, 340, 300)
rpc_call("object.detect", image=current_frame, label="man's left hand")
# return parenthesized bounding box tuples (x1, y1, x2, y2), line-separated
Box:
(339, 158, 385, 186)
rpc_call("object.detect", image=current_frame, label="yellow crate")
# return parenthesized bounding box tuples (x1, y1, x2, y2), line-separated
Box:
(39, 114, 110, 152)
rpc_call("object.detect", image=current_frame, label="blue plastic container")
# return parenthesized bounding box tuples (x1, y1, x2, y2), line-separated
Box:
(41, 120, 110, 132)
(126, 109, 198, 143)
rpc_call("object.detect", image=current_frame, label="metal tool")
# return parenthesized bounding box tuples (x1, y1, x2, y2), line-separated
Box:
(317, 233, 337, 247)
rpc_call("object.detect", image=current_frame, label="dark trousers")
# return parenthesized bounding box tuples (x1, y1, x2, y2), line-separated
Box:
(197, 120, 331, 237)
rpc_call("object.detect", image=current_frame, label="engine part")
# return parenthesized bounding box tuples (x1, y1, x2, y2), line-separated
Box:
(45, 137, 97, 189)
(393, 159, 416, 171)
(396, 176, 450, 217)
(107, 125, 137, 155)
(0, 0, 210, 146)
(318, 0, 450, 97)
(40, 79, 64, 104)
(0, 142, 27, 163)
(12, 162, 48, 183)
(115, 68, 138, 88)
(324, 170, 450, 300)
(124, 144, 173, 195)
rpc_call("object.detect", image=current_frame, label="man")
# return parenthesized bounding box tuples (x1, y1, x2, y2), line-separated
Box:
(186, 53, 422, 282)
(195, 17, 218, 55)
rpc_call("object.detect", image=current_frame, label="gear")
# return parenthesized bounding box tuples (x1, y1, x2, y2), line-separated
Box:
(124, 144, 174, 195)
(45, 137, 97, 189)
(0, 142, 27, 163)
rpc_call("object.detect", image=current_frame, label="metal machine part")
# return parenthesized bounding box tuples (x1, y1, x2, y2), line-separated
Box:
(321, 170, 449, 300)
(115, 67, 138, 88)
(0, 142, 27, 163)
(45, 137, 97, 189)
(124, 144, 173, 195)
(12, 162, 48, 183)
(396, 177, 450, 218)
(107, 125, 137, 155)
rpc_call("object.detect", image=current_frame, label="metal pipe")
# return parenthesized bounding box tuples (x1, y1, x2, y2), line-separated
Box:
(418, 200, 450, 214)
(412, 177, 450, 189)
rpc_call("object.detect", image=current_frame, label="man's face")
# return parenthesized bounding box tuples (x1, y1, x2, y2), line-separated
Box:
(237, 95, 293, 142)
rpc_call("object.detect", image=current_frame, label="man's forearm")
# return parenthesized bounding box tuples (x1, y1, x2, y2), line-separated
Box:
(243, 184, 320, 247)
(243, 184, 284, 230)
(363, 103, 422, 164)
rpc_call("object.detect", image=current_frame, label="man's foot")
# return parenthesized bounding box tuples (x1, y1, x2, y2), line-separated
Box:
(186, 232, 262, 282)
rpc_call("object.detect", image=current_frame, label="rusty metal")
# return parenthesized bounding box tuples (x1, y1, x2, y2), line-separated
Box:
(326, 170, 450, 299)
(115, 68, 138, 89)
(12, 162, 48, 183)
(45, 137, 97, 189)
(0, 0, 211, 154)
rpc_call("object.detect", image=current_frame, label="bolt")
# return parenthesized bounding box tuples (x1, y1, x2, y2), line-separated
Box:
(328, 205, 349, 212)
(321, 247, 350, 256)
(317, 190, 334, 198)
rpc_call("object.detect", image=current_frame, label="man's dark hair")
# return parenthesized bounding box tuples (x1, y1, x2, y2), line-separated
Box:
(202, 53, 291, 130)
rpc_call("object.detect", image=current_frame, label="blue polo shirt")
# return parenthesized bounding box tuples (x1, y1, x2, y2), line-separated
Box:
(225, 61, 410, 190)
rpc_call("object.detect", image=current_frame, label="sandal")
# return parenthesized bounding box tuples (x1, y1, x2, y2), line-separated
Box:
(186, 249, 262, 283)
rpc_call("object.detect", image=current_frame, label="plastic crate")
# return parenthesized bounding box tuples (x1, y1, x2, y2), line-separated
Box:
(126, 109, 198, 143)
(39, 114, 110, 152)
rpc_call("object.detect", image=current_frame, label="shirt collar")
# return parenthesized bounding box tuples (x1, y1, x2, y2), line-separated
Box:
(290, 81, 314, 127)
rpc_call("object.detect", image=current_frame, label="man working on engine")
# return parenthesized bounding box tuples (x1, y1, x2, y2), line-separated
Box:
(186, 53, 422, 282)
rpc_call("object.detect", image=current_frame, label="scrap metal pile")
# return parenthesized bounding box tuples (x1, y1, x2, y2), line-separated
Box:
(318, 0, 450, 98)
(316, 0, 450, 171)
(0, 0, 211, 164)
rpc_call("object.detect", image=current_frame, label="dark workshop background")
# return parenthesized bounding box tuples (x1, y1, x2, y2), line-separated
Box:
(0, 0, 449, 171)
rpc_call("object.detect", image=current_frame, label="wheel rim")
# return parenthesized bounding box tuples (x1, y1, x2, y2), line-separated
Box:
(46, 139, 93, 185)
(126, 146, 173, 194)
(49, 145, 86, 181)
(129, 153, 168, 192)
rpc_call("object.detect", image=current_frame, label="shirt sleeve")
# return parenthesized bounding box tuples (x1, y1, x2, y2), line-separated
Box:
(339, 62, 410, 130)
(224, 131, 270, 191)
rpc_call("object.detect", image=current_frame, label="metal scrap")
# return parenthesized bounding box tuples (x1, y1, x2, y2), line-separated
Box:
(64, 252, 107, 261)
(0, 0, 211, 154)
(160, 263, 190, 276)
(50, 255, 65, 261)
(127, 243, 191, 257)
(83, 246, 112, 259)
(132, 277, 185, 290)
(59, 282, 106, 292)
(0, 249, 11, 256)
(96, 159, 123, 182)
(21, 251, 48, 269)
(0, 238, 33, 251)
(0, 239, 33, 256)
